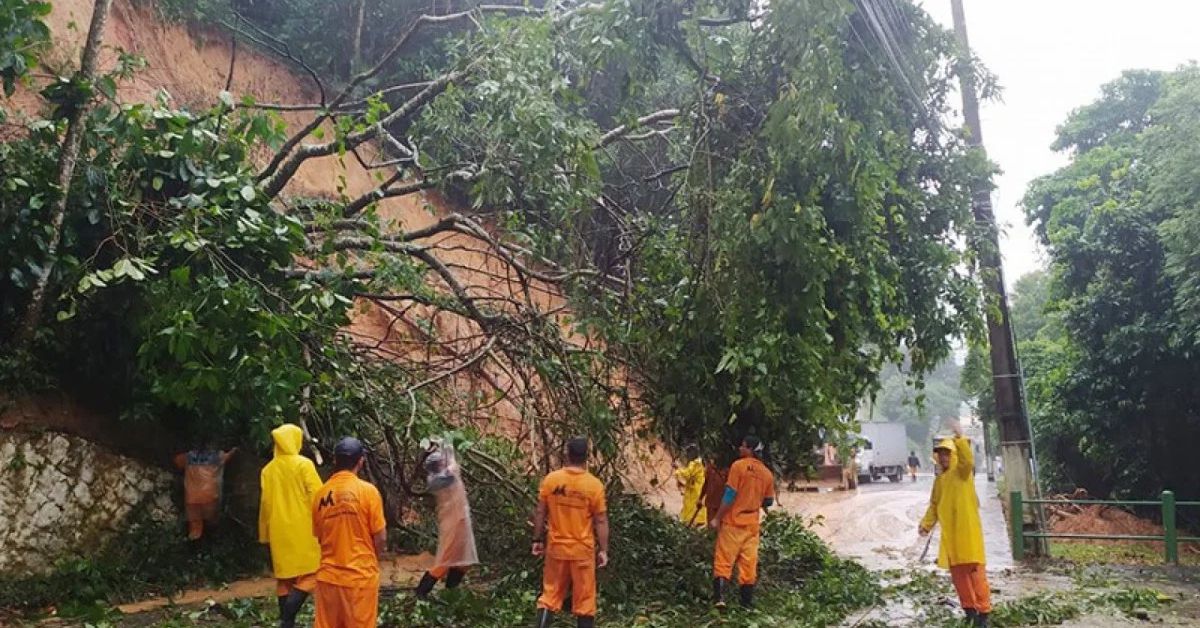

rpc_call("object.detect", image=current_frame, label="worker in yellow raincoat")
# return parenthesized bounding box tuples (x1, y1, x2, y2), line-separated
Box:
(920, 422, 989, 627)
(260, 424, 323, 628)
(674, 444, 706, 526)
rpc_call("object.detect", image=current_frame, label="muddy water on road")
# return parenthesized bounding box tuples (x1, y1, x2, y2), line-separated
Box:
(779, 473, 1012, 572)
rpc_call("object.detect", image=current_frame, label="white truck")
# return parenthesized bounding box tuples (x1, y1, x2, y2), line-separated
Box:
(855, 422, 908, 483)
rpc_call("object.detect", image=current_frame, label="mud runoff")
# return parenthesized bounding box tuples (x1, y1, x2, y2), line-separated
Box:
(773, 475, 1200, 627)
(779, 473, 1011, 571)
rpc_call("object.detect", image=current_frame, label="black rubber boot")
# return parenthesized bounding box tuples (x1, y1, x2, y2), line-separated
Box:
(739, 584, 755, 608)
(446, 568, 465, 589)
(963, 608, 978, 626)
(279, 590, 308, 628)
(975, 612, 990, 627)
(277, 596, 287, 623)
(713, 577, 729, 608)
(534, 608, 554, 628)
(576, 615, 595, 628)
(415, 572, 438, 599)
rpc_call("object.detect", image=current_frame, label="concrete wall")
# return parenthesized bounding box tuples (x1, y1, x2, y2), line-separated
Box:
(0, 430, 177, 576)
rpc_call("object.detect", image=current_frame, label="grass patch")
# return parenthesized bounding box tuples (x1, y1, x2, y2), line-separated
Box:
(1049, 541, 1200, 567)
(0, 505, 265, 622)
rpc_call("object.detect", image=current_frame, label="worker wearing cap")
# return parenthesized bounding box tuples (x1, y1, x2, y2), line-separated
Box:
(532, 437, 609, 628)
(710, 435, 775, 609)
(920, 422, 989, 627)
(259, 424, 322, 628)
(312, 437, 387, 628)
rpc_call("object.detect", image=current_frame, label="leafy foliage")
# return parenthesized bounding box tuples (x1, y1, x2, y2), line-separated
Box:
(134, 0, 993, 466)
(382, 503, 878, 628)
(564, 0, 988, 461)
(1021, 67, 1200, 503)
(0, 503, 264, 616)
(0, 0, 49, 97)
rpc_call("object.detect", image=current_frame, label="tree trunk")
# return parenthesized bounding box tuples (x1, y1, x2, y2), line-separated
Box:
(352, 0, 366, 73)
(14, 0, 116, 349)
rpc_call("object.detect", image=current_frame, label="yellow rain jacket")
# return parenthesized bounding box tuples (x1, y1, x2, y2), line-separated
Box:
(674, 458, 707, 525)
(920, 437, 985, 568)
(259, 424, 323, 579)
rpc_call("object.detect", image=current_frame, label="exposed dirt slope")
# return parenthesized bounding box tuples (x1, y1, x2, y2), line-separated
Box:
(11, 0, 674, 491)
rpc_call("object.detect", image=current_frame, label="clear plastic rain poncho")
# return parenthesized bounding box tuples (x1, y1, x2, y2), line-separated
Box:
(424, 441, 479, 569)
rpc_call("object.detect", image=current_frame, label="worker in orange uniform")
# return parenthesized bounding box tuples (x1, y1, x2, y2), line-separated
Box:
(698, 456, 728, 524)
(532, 437, 609, 628)
(920, 421, 989, 627)
(312, 437, 387, 628)
(259, 424, 323, 628)
(709, 435, 775, 609)
(414, 439, 478, 599)
(675, 444, 707, 527)
(173, 444, 237, 541)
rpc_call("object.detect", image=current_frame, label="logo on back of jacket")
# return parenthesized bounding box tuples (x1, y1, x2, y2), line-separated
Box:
(550, 483, 589, 509)
(317, 489, 361, 515)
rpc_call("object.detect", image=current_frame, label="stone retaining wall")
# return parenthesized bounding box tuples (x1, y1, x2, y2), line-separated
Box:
(0, 430, 176, 576)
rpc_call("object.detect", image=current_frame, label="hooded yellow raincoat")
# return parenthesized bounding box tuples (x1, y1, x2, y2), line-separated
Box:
(674, 458, 707, 525)
(920, 436, 985, 568)
(259, 424, 323, 579)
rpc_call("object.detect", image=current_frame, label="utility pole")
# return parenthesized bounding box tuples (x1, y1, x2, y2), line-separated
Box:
(950, 0, 1044, 556)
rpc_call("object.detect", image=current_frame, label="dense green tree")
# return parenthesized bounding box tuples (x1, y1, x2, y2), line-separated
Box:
(0, 0, 49, 96)
(1021, 68, 1200, 499)
(2, 0, 991, 472)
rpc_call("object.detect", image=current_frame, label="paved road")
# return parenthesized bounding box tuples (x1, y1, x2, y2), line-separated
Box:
(780, 473, 1012, 571)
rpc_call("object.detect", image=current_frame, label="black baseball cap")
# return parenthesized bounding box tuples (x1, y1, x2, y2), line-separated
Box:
(335, 436, 365, 459)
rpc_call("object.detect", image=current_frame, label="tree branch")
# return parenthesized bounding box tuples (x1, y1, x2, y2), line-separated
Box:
(596, 109, 682, 148)
(259, 70, 469, 199)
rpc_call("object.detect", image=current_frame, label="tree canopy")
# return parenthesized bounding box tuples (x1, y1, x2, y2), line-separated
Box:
(1019, 67, 1200, 499)
(1, 0, 990, 481)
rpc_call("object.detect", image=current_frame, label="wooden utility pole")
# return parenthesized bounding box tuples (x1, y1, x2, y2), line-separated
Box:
(949, 0, 1044, 555)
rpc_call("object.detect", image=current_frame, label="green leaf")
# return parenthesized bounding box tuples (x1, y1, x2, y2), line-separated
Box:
(240, 184, 256, 202)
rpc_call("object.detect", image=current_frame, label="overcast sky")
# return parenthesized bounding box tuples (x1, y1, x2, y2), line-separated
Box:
(918, 0, 1200, 289)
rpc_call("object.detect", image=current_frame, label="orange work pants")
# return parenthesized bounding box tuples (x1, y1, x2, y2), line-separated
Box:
(713, 524, 759, 585)
(185, 501, 218, 540)
(314, 581, 379, 628)
(537, 555, 596, 617)
(949, 563, 991, 614)
(276, 572, 318, 596)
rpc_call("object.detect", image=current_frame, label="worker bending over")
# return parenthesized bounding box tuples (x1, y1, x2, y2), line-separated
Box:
(259, 424, 323, 628)
(173, 444, 237, 541)
(312, 437, 387, 628)
(920, 422, 990, 627)
(414, 440, 478, 598)
(710, 435, 775, 609)
(532, 437, 609, 628)
(675, 444, 707, 527)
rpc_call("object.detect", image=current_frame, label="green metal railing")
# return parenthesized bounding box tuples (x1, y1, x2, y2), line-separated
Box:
(1010, 491, 1200, 564)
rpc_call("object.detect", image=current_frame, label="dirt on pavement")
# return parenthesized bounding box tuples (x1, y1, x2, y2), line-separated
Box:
(115, 552, 430, 615)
